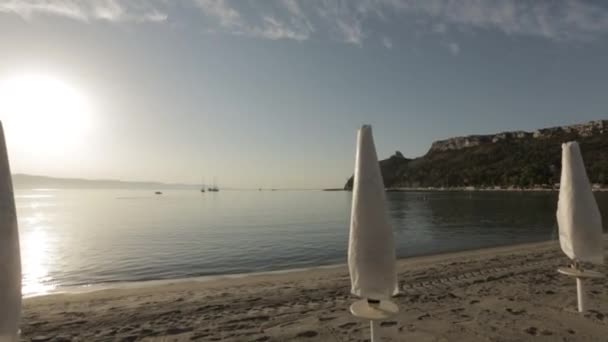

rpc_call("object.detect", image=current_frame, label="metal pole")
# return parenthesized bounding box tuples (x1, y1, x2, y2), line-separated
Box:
(370, 320, 379, 342)
(576, 277, 586, 313)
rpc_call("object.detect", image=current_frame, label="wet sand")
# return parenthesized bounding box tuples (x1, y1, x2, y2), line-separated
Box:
(22, 238, 608, 341)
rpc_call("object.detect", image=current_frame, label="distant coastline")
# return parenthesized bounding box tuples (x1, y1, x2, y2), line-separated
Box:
(13, 174, 330, 191)
(12, 174, 199, 190)
(332, 186, 608, 192)
(383, 186, 608, 192)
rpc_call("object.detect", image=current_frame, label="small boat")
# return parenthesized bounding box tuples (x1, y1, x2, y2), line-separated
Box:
(155, 191, 162, 195)
(208, 177, 220, 192)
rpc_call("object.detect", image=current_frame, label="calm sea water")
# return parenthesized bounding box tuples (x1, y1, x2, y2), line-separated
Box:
(15, 189, 608, 296)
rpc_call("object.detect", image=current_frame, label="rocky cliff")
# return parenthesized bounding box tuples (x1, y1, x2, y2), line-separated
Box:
(428, 120, 607, 153)
(344, 151, 410, 190)
(344, 120, 608, 190)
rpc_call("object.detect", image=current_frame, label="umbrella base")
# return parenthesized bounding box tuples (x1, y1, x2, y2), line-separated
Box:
(558, 266, 604, 313)
(557, 267, 604, 278)
(350, 299, 398, 320)
(350, 299, 398, 342)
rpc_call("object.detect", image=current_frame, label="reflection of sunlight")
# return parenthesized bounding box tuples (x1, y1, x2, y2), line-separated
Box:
(21, 226, 55, 296)
(15, 194, 54, 199)
(23, 213, 44, 225)
(24, 201, 56, 210)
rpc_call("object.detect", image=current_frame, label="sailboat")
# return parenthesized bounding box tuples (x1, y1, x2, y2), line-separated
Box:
(200, 177, 206, 193)
(208, 177, 219, 192)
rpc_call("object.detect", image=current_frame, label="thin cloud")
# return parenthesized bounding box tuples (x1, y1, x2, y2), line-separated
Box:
(395, 0, 608, 41)
(382, 36, 393, 49)
(255, 16, 309, 41)
(447, 42, 460, 55)
(0, 0, 168, 22)
(195, 0, 312, 41)
(282, 0, 303, 17)
(194, 0, 241, 27)
(315, 1, 365, 46)
(3, 0, 608, 46)
(432, 22, 447, 34)
(191, 0, 608, 44)
(336, 18, 363, 46)
(0, 0, 87, 21)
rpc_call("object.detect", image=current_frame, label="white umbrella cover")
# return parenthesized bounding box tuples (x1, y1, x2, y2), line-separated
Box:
(0, 122, 21, 341)
(348, 125, 397, 300)
(557, 141, 604, 265)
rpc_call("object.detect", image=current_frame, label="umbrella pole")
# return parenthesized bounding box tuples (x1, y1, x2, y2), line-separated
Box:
(370, 319, 379, 342)
(573, 262, 586, 313)
(367, 299, 381, 342)
(558, 264, 604, 313)
(576, 277, 586, 313)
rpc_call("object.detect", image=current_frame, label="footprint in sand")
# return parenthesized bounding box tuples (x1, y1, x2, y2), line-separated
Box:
(339, 322, 357, 329)
(166, 326, 193, 335)
(506, 308, 526, 315)
(296, 330, 319, 338)
(380, 321, 397, 327)
(417, 313, 431, 320)
(31, 337, 53, 342)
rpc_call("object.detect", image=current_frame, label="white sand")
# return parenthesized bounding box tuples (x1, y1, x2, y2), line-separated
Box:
(21, 238, 608, 341)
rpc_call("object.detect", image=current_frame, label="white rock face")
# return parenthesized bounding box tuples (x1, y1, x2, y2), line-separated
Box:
(0, 122, 21, 341)
(348, 125, 397, 300)
(429, 120, 608, 153)
(557, 141, 604, 265)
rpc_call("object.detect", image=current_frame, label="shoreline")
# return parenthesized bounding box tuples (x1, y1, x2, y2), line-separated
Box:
(24, 263, 346, 299)
(22, 237, 608, 341)
(334, 187, 608, 192)
(26, 237, 559, 299)
(26, 238, 570, 300)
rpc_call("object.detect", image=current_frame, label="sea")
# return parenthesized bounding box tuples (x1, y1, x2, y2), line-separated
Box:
(15, 189, 608, 297)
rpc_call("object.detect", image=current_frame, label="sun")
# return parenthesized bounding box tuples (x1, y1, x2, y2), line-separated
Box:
(0, 74, 93, 155)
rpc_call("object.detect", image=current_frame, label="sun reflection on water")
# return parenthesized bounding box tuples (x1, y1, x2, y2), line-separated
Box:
(21, 224, 56, 296)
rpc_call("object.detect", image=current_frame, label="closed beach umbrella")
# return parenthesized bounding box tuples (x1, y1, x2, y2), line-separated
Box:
(557, 141, 603, 264)
(348, 125, 397, 341)
(557, 141, 604, 312)
(0, 122, 21, 341)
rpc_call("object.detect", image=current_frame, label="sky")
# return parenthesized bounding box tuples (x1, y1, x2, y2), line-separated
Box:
(0, 0, 608, 189)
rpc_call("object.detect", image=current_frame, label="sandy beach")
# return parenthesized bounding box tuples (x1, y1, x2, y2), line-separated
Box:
(21, 238, 607, 341)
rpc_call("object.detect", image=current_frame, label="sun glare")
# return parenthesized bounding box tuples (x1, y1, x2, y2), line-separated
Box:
(0, 74, 93, 155)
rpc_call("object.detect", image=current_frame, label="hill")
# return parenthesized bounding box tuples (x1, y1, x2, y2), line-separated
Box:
(12, 174, 198, 190)
(345, 120, 608, 190)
